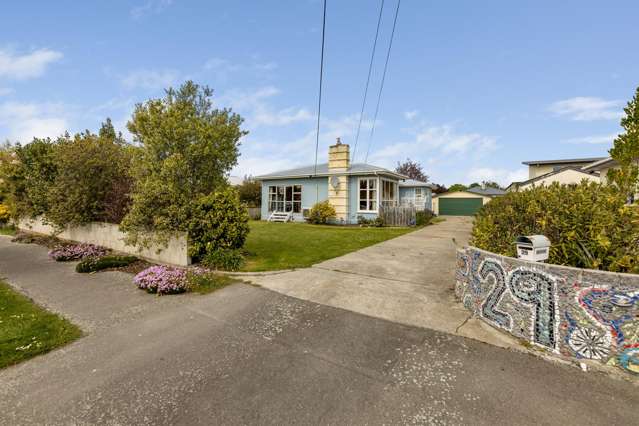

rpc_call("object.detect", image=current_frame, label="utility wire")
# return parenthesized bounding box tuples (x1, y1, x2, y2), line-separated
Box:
(351, 0, 385, 164)
(364, 0, 401, 164)
(313, 0, 327, 176)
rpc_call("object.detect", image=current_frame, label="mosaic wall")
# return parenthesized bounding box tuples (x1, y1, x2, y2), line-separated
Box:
(456, 247, 639, 375)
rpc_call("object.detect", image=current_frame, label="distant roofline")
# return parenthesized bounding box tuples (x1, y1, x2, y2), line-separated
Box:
(581, 156, 618, 172)
(517, 166, 596, 187)
(522, 157, 606, 166)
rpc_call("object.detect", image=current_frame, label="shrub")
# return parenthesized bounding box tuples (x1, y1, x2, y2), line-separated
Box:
(187, 188, 250, 262)
(307, 201, 336, 224)
(357, 215, 384, 227)
(416, 209, 434, 226)
(0, 203, 10, 224)
(202, 248, 244, 271)
(471, 182, 639, 273)
(75, 255, 138, 273)
(133, 265, 188, 294)
(48, 244, 108, 261)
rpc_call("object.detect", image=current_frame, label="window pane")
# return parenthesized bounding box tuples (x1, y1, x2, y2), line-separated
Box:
(370, 200, 377, 210)
(269, 186, 276, 194)
(360, 179, 367, 190)
(294, 185, 302, 193)
(369, 179, 377, 189)
(293, 202, 301, 213)
(359, 200, 367, 210)
(360, 189, 367, 200)
(293, 193, 301, 201)
(286, 186, 293, 201)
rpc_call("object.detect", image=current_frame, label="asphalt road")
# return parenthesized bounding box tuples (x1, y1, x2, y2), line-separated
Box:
(1, 238, 638, 425)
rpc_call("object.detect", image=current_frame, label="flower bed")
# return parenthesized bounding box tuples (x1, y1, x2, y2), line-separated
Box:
(133, 265, 189, 294)
(48, 244, 108, 261)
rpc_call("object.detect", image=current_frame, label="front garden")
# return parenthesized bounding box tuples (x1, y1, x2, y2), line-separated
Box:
(242, 221, 414, 271)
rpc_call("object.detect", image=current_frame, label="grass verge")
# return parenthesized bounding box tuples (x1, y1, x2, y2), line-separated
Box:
(188, 272, 241, 294)
(0, 226, 16, 236)
(242, 222, 414, 271)
(0, 281, 82, 369)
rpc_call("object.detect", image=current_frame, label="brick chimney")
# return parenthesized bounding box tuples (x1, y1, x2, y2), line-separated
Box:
(327, 138, 350, 223)
(328, 137, 350, 171)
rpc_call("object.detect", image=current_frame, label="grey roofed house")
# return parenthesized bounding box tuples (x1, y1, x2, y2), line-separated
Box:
(399, 178, 435, 188)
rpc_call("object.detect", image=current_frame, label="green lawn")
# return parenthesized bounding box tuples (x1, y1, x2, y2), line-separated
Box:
(0, 281, 82, 369)
(242, 222, 414, 271)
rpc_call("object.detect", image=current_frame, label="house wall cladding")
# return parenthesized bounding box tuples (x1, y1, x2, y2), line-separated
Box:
(456, 246, 639, 375)
(18, 217, 190, 266)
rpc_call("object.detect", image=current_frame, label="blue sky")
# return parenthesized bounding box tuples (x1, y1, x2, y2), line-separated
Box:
(1, 0, 638, 185)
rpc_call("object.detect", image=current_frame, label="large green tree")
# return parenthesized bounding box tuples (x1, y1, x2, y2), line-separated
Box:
(0, 137, 59, 219)
(46, 119, 133, 229)
(120, 81, 247, 247)
(609, 86, 639, 201)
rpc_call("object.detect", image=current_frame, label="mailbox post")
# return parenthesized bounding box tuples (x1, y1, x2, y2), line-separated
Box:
(515, 235, 551, 262)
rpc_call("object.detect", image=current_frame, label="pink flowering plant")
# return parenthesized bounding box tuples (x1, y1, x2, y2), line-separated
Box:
(48, 244, 108, 261)
(133, 265, 189, 295)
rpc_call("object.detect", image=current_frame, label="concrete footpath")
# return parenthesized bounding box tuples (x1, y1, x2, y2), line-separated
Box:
(247, 217, 519, 349)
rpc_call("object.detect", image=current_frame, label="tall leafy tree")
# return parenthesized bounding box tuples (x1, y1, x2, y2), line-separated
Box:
(0, 138, 59, 219)
(46, 119, 133, 229)
(609, 86, 639, 202)
(396, 158, 428, 182)
(447, 183, 468, 192)
(120, 81, 247, 247)
(237, 175, 261, 207)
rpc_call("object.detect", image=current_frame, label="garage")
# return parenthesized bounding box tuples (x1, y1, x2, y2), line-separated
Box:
(438, 198, 483, 216)
(432, 187, 505, 216)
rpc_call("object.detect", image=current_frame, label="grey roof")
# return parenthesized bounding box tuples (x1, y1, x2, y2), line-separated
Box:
(522, 157, 605, 166)
(581, 156, 618, 172)
(399, 179, 433, 188)
(466, 186, 507, 196)
(254, 162, 407, 180)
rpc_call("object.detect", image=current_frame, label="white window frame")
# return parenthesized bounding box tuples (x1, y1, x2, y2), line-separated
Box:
(357, 177, 379, 213)
(268, 184, 302, 213)
(381, 178, 399, 206)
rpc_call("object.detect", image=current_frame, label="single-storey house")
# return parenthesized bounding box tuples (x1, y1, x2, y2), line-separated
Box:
(507, 157, 603, 191)
(432, 186, 506, 216)
(254, 140, 433, 223)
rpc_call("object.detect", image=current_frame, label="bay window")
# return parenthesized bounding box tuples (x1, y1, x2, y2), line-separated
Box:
(381, 179, 398, 206)
(268, 185, 302, 213)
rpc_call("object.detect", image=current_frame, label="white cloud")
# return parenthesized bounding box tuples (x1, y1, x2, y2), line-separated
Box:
(130, 0, 173, 19)
(466, 167, 528, 186)
(548, 97, 623, 121)
(0, 87, 13, 96)
(0, 48, 63, 80)
(561, 133, 617, 145)
(404, 110, 419, 121)
(121, 69, 180, 90)
(0, 101, 69, 142)
(217, 86, 313, 127)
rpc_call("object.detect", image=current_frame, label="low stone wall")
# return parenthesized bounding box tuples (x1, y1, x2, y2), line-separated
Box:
(456, 246, 639, 375)
(18, 217, 190, 266)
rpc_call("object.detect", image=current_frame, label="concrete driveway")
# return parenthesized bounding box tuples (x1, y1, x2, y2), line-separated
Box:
(248, 217, 518, 348)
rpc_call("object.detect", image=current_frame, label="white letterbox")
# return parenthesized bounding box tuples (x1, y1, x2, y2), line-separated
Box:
(515, 235, 551, 262)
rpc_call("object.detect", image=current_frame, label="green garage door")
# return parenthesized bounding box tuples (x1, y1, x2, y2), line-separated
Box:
(439, 198, 483, 216)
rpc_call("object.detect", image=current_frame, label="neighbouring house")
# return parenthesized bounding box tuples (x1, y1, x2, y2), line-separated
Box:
(254, 140, 433, 223)
(507, 157, 604, 191)
(432, 186, 506, 216)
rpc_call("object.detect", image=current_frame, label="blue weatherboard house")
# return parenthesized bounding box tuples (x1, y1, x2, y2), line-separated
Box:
(254, 140, 433, 224)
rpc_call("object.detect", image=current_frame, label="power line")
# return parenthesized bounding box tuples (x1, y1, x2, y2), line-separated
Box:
(364, 0, 401, 164)
(351, 0, 385, 164)
(313, 0, 327, 176)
